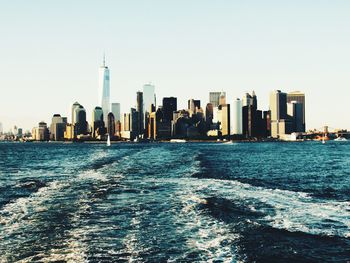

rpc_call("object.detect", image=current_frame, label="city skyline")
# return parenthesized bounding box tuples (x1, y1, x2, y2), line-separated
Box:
(0, 59, 334, 132)
(1, 1, 350, 131)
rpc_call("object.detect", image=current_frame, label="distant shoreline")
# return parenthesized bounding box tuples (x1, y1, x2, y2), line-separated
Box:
(0, 139, 318, 144)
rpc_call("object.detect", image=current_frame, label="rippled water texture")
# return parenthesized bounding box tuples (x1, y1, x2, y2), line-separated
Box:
(0, 142, 349, 262)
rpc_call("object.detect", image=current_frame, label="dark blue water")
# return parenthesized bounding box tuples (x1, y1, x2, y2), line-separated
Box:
(0, 142, 349, 262)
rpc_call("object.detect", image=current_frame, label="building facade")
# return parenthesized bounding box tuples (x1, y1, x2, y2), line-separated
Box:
(231, 98, 243, 135)
(287, 91, 305, 132)
(136, 91, 144, 136)
(143, 83, 155, 116)
(209, 92, 224, 107)
(107, 112, 115, 137)
(163, 97, 177, 122)
(50, 114, 67, 141)
(111, 103, 120, 122)
(270, 90, 290, 138)
(92, 106, 105, 138)
(218, 104, 230, 137)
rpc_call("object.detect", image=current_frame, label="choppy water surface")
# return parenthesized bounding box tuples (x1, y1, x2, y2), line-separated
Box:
(0, 142, 349, 262)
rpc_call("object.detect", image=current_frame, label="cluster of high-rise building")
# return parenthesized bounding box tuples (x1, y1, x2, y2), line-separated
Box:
(24, 59, 306, 142)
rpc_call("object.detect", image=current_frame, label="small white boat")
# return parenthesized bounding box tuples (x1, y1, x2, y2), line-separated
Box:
(170, 139, 186, 143)
(334, 137, 347, 142)
(107, 134, 111, 146)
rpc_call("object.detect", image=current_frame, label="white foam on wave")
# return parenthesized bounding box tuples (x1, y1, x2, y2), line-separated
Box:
(179, 177, 350, 239)
(174, 192, 241, 262)
(0, 165, 121, 262)
(120, 215, 143, 261)
(0, 181, 65, 234)
(168, 155, 241, 262)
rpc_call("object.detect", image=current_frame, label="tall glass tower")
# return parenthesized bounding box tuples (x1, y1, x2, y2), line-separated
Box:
(143, 83, 155, 115)
(98, 56, 110, 124)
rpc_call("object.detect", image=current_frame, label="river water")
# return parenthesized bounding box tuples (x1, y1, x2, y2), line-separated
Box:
(0, 142, 349, 262)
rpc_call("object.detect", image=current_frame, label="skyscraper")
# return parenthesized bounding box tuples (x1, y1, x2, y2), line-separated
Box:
(107, 112, 115, 137)
(241, 91, 264, 138)
(205, 103, 214, 124)
(270, 90, 287, 121)
(219, 92, 226, 105)
(163, 97, 177, 121)
(231, 98, 243, 135)
(188, 99, 200, 112)
(98, 56, 110, 124)
(111, 103, 120, 122)
(136, 91, 144, 135)
(72, 102, 88, 137)
(242, 91, 257, 109)
(143, 83, 155, 115)
(218, 104, 230, 136)
(92, 106, 105, 138)
(122, 113, 131, 132)
(209, 92, 224, 107)
(71, 102, 81, 124)
(50, 114, 67, 141)
(270, 90, 291, 138)
(76, 106, 88, 136)
(32, 121, 49, 141)
(287, 91, 305, 132)
(288, 101, 304, 133)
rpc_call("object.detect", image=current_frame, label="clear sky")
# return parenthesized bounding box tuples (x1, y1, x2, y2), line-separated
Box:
(0, 0, 349, 132)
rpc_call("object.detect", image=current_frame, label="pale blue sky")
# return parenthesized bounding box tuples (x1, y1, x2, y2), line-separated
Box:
(0, 0, 349, 131)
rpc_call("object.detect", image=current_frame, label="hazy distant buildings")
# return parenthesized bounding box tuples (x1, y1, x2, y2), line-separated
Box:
(0, 122, 2, 134)
(32, 121, 49, 141)
(50, 114, 67, 141)
(13, 126, 18, 137)
(99, 57, 110, 124)
(231, 98, 243, 135)
(17, 128, 23, 138)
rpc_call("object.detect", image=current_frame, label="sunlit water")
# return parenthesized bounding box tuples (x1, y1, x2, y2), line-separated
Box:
(0, 142, 349, 262)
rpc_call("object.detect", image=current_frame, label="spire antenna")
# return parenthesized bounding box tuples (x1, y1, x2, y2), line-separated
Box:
(103, 53, 106, 67)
